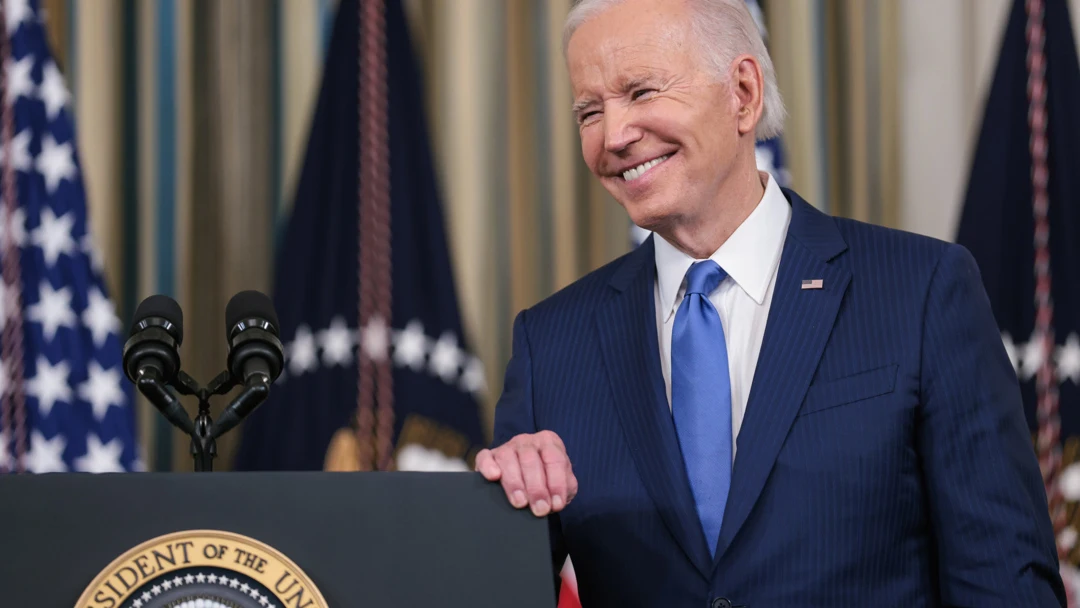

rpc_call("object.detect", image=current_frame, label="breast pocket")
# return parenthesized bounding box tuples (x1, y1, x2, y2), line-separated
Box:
(798, 363, 899, 417)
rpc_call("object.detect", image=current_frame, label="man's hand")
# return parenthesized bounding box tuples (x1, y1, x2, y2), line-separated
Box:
(475, 431, 578, 517)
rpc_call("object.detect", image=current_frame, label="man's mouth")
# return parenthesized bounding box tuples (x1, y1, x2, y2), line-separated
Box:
(621, 154, 672, 182)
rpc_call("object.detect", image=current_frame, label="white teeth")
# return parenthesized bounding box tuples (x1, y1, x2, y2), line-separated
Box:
(622, 154, 671, 182)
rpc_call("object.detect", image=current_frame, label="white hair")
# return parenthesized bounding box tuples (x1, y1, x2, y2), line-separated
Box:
(563, 0, 786, 140)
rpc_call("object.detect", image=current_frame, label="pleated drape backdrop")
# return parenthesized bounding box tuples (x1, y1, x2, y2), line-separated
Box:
(43, 0, 1073, 471)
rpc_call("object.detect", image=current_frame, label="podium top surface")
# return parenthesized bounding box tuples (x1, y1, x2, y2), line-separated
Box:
(0, 471, 555, 607)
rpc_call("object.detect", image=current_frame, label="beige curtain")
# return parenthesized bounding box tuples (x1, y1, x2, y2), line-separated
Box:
(176, 0, 277, 470)
(767, 0, 900, 227)
(412, 0, 627, 430)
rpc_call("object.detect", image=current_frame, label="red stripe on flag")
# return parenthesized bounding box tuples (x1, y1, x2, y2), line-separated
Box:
(557, 557, 581, 608)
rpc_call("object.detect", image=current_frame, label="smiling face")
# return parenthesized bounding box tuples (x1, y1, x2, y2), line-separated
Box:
(567, 0, 759, 237)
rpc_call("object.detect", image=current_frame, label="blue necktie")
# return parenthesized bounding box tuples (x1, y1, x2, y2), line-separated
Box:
(671, 260, 732, 558)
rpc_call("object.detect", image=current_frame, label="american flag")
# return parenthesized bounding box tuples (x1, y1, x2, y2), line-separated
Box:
(0, 0, 140, 474)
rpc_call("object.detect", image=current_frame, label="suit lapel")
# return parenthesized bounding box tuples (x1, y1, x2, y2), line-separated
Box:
(595, 237, 714, 579)
(713, 192, 852, 564)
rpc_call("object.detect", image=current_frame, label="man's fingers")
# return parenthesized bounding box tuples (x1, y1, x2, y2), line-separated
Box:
(493, 447, 528, 509)
(474, 449, 502, 481)
(540, 443, 569, 511)
(517, 444, 552, 517)
(481, 432, 574, 517)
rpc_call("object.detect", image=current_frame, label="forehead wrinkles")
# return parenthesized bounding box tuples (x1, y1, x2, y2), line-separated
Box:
(569, 16, 689, 98)
(571, 39, 680, 100)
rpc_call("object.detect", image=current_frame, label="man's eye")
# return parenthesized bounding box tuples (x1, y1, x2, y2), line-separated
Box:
(579, 111, 600, 124)
(631, 88, 656, 100)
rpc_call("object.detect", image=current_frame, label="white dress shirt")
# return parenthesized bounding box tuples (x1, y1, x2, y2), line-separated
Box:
(653, 172, 791, 459)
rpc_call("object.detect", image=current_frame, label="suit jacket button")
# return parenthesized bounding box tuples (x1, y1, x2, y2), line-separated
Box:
(710, 598, 732, 608)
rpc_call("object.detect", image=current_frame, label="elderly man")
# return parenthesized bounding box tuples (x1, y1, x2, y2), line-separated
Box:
(475, 0, 1065, 605)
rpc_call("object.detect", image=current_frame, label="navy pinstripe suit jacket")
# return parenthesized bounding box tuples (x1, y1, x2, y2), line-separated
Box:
(492, 189, 1065, 607)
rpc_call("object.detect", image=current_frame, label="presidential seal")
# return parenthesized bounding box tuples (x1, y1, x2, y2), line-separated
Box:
(76, 530, 328, 608)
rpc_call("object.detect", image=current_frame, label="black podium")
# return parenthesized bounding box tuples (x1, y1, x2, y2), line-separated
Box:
(0, 471, 555, 607)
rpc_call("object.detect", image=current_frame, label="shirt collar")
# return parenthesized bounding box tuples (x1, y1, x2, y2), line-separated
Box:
(653, 171, 792, 321)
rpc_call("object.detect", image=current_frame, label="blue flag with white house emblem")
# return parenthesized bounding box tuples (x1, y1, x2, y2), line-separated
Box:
(232, 0, 486, 472)
(955, 0, 1080, 597)
(0, 0, 139, 474)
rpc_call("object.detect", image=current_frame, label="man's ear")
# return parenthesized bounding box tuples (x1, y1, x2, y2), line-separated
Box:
(731, 55, 764, 136)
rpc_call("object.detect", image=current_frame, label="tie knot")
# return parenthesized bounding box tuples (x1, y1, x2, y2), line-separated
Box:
(684, 260, 726, 296)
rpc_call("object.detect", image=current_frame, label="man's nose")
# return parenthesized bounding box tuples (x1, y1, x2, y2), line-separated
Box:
(603, 107, 643, 153)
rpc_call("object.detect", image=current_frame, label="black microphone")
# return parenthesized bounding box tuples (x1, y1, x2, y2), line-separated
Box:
(224, 290, 285, 384)
(212, 290, 284, 439)
(122, 295, 194, 434)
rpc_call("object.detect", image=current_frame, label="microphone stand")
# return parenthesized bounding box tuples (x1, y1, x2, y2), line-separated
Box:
(170, 370, 237, 472)
(135, 368, 272, 472)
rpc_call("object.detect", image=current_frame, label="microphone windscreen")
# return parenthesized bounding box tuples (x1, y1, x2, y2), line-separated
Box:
(225, 290, 280, 337)
(130, 294, 183, 342)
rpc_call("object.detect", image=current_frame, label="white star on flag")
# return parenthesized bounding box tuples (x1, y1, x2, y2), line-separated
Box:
(31, 207, 76, 266)
(74, 433, 125, 473)
(429, 332, 462, 383)
(25, 430, 66, 473)
(317, 315, 354, 366)
(35, 134, 77, 194)
(4, 0, 33, 35)
(196, 573, 206, 583)
(0, 128, 32, 173)
(132, 599, 143, 608)
(38, 60, 69, 119)
(25, 355, 71, 416)
(184, 574, 195, 584)
(1056, 334, 1080, 384)
(1061, 462, 1080, 502)
(288, 324, 318, 375)
(0, 205, 29, 254)
(1060, 527, 1079, 554)
(1019, 332, 1048, 381)
(240, 583, 251, 593)
(82, 287, 121, 347)
(460, 356, 487, 395)
(78, 361, 125, 421)
(5, 55, 34, 103)
(361, 315, 390, 362)
(27, 280, 76, 341)
(394, 320, 428, 371)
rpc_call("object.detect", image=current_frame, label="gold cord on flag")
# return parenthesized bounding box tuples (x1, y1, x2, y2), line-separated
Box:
(356, 0, 395, 472)
(0, 0, 29, 475)
(1024, 0, 1065, 556)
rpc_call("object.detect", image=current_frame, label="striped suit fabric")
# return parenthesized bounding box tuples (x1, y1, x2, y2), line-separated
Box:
(492, 188, 1065, 607)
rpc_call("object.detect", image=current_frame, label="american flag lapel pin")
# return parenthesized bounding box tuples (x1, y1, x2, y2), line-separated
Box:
(801, 279, 824, 290)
